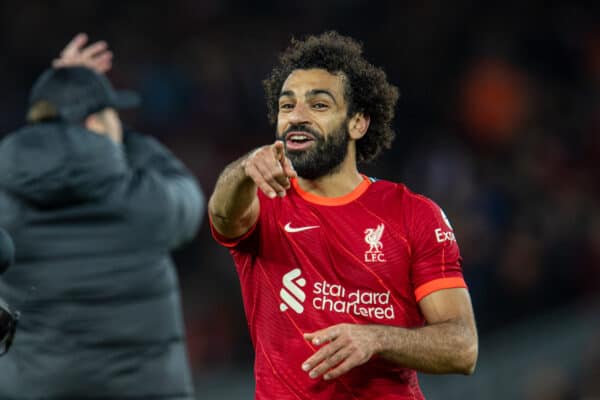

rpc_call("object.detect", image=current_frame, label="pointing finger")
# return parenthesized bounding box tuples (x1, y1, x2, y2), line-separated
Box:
(272, 140, 286, 161)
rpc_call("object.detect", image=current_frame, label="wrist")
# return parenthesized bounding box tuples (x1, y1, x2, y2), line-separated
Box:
(371, 325, 404, 356)
(370, 325, 389, 355)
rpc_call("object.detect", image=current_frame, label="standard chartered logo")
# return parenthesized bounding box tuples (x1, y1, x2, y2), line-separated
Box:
(313, 281, 394, 320)
(279, 268, 306, 314)
(279, 269, 395, 320)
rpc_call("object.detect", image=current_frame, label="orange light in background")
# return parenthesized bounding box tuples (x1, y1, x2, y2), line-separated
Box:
(460, 58, 530, 146)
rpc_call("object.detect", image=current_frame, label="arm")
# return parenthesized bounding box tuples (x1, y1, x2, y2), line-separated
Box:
(208, 140, 296, 239)
(124, 132, 204, 249)
(302, 288, 478, 380)
(52, 35, 200, 249)
(380, 288, 478, 374)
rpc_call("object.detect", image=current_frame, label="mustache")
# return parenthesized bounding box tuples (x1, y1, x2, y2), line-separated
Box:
(280, 124, 321, 138)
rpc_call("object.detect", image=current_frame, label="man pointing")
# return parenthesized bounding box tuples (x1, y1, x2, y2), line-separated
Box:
(209, 32, 478, 399)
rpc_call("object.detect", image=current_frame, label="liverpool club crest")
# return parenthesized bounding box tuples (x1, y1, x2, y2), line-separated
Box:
(364, 224, 386, 263)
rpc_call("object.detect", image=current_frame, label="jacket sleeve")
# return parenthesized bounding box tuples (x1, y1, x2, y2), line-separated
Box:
(123, 131, 204, 250)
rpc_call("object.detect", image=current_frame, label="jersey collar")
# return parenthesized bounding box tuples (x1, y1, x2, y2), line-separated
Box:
(291, 174, 372, 206)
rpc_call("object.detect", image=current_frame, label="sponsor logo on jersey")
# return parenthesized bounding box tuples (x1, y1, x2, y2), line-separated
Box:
(313, 281, 395, 320)
(435, 228, 456, 243)
(436, 208, 456, 243)
(279, 268, 306, 314)
(364, 224, 386, 262)
(279, 269, 395, 320)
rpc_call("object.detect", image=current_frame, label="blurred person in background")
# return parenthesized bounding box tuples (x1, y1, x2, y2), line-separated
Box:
(0, 34, 203, 399)
(0, 228, 18, 357)
(209, 31, 478, 399)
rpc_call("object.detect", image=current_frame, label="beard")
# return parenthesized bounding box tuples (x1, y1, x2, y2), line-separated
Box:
(279, 120, 350, 180)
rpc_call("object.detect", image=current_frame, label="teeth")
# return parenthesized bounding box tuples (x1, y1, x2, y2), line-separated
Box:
(290, 134, 309, 141)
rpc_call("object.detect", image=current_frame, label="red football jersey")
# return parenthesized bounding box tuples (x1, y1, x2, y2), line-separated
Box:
(211, 175, 467, 400)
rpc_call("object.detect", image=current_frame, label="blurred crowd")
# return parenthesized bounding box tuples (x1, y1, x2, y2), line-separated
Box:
(0, 0, 598, 397)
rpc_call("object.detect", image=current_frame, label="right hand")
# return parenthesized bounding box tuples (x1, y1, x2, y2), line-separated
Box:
(52, 33, 113, 74)
(243, 141, 297, 199)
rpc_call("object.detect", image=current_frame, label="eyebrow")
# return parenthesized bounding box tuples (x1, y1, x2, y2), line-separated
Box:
(279, 89, 338, 105)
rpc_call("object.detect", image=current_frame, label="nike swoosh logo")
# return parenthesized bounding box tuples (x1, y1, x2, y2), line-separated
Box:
(284, 222, 320, 233)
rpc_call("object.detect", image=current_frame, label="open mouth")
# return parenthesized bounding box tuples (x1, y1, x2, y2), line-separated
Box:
(285, 131, 316, 151)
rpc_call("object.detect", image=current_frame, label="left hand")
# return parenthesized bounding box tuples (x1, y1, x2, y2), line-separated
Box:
(52, 33, 113, 74)
(302, 323, 380, 380)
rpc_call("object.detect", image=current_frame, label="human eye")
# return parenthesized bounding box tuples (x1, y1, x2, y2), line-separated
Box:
(312, 102, 329, 110)
(279, 101, 294, 111)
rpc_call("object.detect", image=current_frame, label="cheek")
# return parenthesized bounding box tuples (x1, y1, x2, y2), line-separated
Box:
(276, 117, 286, 134)
(323, 117, 346, 135)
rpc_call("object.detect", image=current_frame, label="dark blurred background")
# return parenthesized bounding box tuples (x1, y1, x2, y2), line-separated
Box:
(1, 0, 599, 398)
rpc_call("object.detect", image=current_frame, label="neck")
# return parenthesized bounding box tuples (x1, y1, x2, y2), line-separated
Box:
(296, 155, 364, 198)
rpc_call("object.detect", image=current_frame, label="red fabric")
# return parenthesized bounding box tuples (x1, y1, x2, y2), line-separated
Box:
(210, 178, 466, 400)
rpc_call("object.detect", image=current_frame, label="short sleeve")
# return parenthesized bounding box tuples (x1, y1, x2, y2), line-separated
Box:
(209, 214, 259, 248)
(408, 195, 467, 302)
(209, 191, 272, 252)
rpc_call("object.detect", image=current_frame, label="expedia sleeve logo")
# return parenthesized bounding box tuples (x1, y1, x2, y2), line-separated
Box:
(435, 208, 456, 243)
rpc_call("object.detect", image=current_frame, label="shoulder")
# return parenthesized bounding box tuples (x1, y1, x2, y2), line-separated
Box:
(123, 130, 161, 152)
(366, 177, 451, 227)
(124, 130, 156, 145)
(364, 177, 416, 207)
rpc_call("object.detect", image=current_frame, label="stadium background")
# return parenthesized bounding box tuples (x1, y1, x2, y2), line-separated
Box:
(1, 1, 599, 398)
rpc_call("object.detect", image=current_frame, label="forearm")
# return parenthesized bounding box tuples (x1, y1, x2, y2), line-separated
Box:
(208, 154, 259, 238)
(303, 290, 478, 380)
(375, 319, 477, 375)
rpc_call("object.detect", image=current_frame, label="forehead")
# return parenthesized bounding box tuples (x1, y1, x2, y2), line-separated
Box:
(281, 69, 346, 97)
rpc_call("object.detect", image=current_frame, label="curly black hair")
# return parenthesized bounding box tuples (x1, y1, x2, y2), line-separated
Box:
(263, 31, 399, 163)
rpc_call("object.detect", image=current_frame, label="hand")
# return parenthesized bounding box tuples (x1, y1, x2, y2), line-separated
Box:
(242, 140, 296, 199)
(52, 33, 113, 74)
(302, 323, 381, 380)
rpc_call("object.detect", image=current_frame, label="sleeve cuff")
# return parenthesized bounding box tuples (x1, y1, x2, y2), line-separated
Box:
(208, 214, 258, 248)
(414, 277, 467, 302)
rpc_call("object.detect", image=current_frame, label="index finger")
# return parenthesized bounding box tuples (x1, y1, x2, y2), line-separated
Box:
(61, 33, 88, 57)
(272, 140, 286, 161)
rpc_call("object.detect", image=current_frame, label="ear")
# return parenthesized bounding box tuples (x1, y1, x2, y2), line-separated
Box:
(85, 113, 106, 134)
(85, 114, 98, 131)
(348, 113, 370, 140)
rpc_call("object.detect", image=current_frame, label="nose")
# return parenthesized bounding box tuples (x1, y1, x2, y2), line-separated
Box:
(287, 101, 311, 125)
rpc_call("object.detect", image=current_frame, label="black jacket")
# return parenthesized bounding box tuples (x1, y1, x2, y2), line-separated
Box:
(0, 122, 203, 399)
